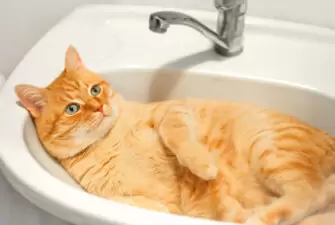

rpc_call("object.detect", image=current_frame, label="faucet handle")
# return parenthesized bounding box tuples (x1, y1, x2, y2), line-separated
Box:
(214, 0, 246, 10)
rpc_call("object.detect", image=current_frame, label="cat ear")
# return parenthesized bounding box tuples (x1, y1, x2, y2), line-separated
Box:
(65, 45, 85, 73)
(15, 84, 46, 118)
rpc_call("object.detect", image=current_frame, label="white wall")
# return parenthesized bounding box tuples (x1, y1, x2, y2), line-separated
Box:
(0, 0, 334, 78)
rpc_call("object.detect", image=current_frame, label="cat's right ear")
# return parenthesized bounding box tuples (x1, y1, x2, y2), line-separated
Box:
(15, 84, 46, 118)
(65, 45, 85, 73)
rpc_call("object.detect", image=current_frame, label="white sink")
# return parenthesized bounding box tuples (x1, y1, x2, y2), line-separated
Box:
(0, 4, 335, 225)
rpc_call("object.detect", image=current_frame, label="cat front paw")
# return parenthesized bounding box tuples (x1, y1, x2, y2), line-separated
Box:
(184, 160, 218, 181)
(178, 142, 219, 180)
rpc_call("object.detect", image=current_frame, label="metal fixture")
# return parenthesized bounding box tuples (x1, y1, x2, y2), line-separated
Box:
(149, 0, 247, 57)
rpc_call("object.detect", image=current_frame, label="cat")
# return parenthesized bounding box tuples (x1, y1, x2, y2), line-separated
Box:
(14, 45, 335, 225)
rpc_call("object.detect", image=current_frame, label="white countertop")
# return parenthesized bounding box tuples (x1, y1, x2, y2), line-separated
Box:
(0, 172, 69, 225)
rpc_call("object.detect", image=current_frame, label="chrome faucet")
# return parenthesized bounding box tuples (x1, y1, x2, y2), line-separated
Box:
(149, 0, 247, 57)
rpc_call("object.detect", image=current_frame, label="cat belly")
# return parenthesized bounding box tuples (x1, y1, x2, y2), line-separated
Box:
(111, 127, 182, 211)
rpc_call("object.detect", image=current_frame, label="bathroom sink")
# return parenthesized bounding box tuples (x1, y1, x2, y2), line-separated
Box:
(1, 4, 335, 225)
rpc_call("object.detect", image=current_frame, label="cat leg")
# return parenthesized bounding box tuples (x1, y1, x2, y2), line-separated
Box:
(157, 105, 219, 180)
(245, 156, 335, 225)
(110, 196, 170, 213)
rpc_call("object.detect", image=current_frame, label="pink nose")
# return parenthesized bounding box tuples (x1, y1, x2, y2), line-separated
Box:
(96, 105, 104, 113)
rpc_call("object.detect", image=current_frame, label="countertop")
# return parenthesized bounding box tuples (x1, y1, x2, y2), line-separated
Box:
(0, 172, 69, 225)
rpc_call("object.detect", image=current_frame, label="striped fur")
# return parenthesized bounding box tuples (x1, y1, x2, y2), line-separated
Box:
(15, 46, 335, 225)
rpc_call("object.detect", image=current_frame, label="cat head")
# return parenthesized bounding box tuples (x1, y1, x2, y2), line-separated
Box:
(15, 45, 122, 160)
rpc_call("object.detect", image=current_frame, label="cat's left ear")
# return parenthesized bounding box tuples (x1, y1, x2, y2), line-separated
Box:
(15, 84, 46, 118)
(65, 45, 85, 73)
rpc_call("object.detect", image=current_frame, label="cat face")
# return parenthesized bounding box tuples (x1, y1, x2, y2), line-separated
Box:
(15, 45, 120, 159)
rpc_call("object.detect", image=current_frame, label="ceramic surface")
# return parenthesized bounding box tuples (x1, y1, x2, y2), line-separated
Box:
(0, 4, 335, 225)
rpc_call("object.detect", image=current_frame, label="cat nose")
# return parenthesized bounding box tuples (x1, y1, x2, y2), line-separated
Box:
(96, 105, 104, 113)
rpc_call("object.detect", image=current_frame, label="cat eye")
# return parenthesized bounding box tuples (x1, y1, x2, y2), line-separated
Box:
(90, 84, 102, 96)
(65, 103, 80, 115)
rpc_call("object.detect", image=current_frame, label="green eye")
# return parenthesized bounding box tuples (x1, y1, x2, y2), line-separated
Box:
(90, 84, 102, 96)
(65, 103, 80, 115)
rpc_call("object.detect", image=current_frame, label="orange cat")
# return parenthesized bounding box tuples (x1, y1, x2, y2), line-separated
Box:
(15, 45, 335, 225)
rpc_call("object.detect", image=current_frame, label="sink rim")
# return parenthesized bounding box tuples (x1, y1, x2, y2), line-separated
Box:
(0, 4, 335, 225)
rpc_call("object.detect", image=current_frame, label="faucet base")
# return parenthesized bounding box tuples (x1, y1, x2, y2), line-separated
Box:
(214, 44, 243, 57)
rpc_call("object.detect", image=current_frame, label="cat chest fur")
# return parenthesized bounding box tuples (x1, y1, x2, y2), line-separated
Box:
(61, 121, 182, 207)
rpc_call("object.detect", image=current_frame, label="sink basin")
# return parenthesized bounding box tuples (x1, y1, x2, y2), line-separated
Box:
(1, 4, 335, 225)
(26, 68, 335, 189)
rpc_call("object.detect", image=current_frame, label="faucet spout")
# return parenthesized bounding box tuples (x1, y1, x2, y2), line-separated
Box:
(149, 0, 247, 57)
(149, 11, 229, 50)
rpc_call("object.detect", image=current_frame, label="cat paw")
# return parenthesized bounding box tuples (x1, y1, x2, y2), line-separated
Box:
(178, 142, 219, 180)
(186, 161, 218, 181)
